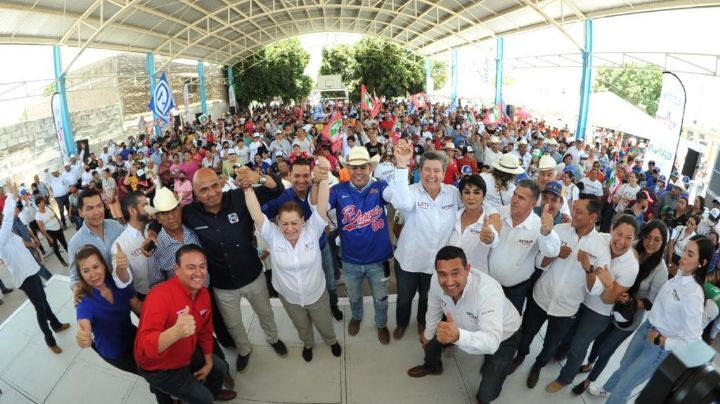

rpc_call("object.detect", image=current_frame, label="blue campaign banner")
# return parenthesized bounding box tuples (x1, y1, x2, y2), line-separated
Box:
(148, 72, 176, 123)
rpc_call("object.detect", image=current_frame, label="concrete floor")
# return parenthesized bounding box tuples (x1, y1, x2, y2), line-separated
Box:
(0, 227, 717, 403)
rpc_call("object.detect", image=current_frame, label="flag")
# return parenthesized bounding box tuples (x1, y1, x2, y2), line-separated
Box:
(467, 111, 476, 125)
(148, 72, 176, 124)
(390, 115, 402, 145)
(322, 112, 343, 143)
(312, 102, 324, 120)
(606, 165, 623, 203)
(183, 83, 193, 124)
(411, 92, 427, 109)
(228, 83, 237, 110)
(370, 91, 381, 119)
(483, 104, 504, 124)
(360, 84, 375, 112)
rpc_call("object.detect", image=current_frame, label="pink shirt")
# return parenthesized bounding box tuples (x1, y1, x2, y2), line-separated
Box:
(179, 161, 200, 180)
(174, 180, 193, 206)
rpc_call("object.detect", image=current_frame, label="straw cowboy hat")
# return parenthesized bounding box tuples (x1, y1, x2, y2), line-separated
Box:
(145, 187, 182, 215)
(492, 153, 525, 175)
(339, 146, 381, 168)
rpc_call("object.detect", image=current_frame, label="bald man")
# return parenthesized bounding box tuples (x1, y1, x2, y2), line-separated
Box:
(182, 168, 287, 372)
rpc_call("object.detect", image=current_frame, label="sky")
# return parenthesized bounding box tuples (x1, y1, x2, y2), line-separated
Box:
(1, 7, 720, 130)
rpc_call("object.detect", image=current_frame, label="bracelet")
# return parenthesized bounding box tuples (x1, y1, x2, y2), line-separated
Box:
(584, 265, 594, 274)
(653, 335, 662, 346)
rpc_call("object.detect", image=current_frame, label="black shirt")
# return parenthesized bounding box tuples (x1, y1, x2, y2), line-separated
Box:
(365, 142, 382, 157)
(182, 177, 284, 289)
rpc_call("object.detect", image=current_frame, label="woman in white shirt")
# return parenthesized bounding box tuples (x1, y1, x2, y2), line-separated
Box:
(35, 196, 68, 266)
(245, 157, 341, 362)
(612, 171, 641, 213)
(599, 234, 710, 403)
(447, 175, 497, 273)
(561, 169, 579, 211)
(481, 153, 523, 208)
(667, 215, 700, 276)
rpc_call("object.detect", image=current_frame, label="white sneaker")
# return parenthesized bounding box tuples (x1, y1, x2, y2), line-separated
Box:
(588, 383, 611, 398)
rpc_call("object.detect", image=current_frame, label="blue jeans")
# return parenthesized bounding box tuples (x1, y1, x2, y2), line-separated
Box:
(516, 294, 577, 368)
(603, 321, 670, 404)
(341, 261, 388, 328)
(54, 194, 70, 228)
(586, 323, 634, 382)
(557, 304, 612, 385)
(394, 260, 432, 328)
(320, 243, 338, 309)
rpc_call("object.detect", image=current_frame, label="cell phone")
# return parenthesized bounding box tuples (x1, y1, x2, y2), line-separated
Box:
(143, 239, 156, 253)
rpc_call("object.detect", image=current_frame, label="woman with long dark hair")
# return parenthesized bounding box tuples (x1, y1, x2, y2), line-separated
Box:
(574, 219, 669, 395)
(74, 244, 142, 374)
(596, 234, 710, 403)
(35, 196, 68, 266)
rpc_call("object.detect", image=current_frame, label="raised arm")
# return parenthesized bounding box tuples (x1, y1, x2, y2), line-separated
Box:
(243, 186, 265, 232)
(315, 157, 331, 223)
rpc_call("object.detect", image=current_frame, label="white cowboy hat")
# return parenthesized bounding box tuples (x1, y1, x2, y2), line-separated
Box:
(145, 187, 182, 215)
(492, 153, 525, 175)
(489, 136, 500, 143)
(518, 138, 528, 145)
(547, 137, 558, 145)
(538, 155, 557, 171)
(340, 147, 381, 167)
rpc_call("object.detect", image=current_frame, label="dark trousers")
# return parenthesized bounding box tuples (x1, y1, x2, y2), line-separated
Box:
(19, 273, 62, 347)
(424, 332, 520, 402)
(28, 220, 47, 254)
(516, 294, 577, 368)
(95, 341, 139, 375)
(139, 349, 228, 404)
(394, 260, 432, 328)
(54, 194, 70, 228)
(502, 278, 532, 315)
(46, 228, 68, 264)
(557, 305, 612, 385)
(586, 323, 634, 382)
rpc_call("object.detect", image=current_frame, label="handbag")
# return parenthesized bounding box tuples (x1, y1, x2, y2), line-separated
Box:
(612, 298, 638, 329)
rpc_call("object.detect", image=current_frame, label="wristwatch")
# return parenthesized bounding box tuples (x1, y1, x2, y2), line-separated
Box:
(257, 175, 267, 186)
(584, 265, 595, 274)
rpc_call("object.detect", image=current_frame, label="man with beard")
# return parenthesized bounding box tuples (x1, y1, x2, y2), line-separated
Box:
(112, 191, 156, 300)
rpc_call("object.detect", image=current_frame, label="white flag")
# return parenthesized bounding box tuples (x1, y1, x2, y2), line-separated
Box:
(644, 73, 686, 178)
(229, 84, 237, 109)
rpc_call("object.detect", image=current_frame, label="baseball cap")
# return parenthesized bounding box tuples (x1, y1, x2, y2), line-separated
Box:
(462, 146, 474, 154)
(253, 133, 261, 138)
(543, 181, 562, 198)
(659, 174, 666, 182)
(274, 151, 284, 157)
(710, 208, 720, 222)
(228, 149, 237, 155)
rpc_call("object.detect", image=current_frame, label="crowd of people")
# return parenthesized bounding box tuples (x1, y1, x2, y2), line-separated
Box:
(1, 98, 719, 404)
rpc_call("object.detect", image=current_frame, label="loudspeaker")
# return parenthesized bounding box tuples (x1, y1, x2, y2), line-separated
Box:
(506, 104, 516, 120)
(682, 148, 701, 178)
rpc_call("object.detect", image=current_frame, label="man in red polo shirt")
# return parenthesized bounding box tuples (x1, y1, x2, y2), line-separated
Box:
(135, 244, 236, 404)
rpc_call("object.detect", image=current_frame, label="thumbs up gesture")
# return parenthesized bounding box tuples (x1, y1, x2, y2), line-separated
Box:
(479, 215, 495, 244)
(115, 242, 128, 272)
(436, 311, 460, 344)
(174, 306, 196, 338)
(76, 327, 92, 348)
(540, 203, 554, 236)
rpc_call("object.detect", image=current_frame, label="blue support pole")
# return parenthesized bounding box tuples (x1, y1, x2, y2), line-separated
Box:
(495, 37, 504, 105)
(450, 48, 458, 106)
(146, 53, 161, 136)
(424, 57, 432, 93)
(198, 60, 208, 115)
(576, 19, 593, 140)
(52, 45, 76, 159)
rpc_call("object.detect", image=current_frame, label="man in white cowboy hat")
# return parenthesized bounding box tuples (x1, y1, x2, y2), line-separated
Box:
(512, 138, 531, 170)
(386, 141, 461, 341)
(312, 146, 394, 344)
(184, 167, 287, 372)
(536, 155, 571, 217)
(482, 153, 525, 208)
(483, 136, 503, 168)
(146, 187, 203, 289)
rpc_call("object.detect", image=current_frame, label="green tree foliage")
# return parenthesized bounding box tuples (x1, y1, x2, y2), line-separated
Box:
(319, 38, 446, 99)
(232, 38, 313, 106)
(593, 63, 663, 116)
(430, 60, 447, 90)
(349, 38, 424, 99)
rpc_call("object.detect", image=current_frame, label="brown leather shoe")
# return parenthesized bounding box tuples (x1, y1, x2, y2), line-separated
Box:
(223, 372, 235, 390)
(546, 380, 565, 393)
(53, 323, 71, 332)
(407, 365, 442, 378)
(49, 345, 62, 354)
(377, 327, 390, 345)
(527, 365, 541, 389)
(393, 326, 406, 340)
(348, 319, 361, 336)
(215, 390, 237, 401)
